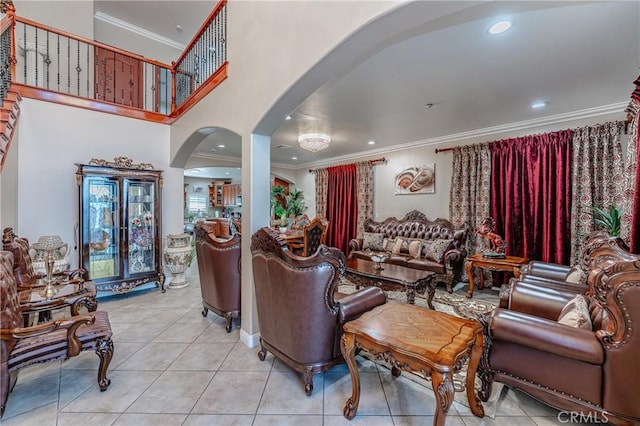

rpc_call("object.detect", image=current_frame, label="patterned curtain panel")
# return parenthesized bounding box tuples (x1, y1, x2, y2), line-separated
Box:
(490, 130, 573, 264)
(314, 168, 328, 218)
(449, 143, 491, 257)
(627, 77, 640, 252)
(355, 161, 374, 238)
(570, 121, 626, 264)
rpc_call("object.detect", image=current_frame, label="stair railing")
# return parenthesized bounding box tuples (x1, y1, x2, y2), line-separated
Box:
(0, 0, 15, 104)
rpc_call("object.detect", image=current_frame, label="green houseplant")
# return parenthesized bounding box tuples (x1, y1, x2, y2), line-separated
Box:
(270, 186, 307, 221)
(586, 204, 621, 237)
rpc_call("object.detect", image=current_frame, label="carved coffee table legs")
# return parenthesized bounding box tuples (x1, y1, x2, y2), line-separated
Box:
(341, 333, 360, 420)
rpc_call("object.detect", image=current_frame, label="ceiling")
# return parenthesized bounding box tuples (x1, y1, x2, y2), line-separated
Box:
(94, 1, 640, 168)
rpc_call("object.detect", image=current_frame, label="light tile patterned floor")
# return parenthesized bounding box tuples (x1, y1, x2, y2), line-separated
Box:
(3, 268, 579, 425)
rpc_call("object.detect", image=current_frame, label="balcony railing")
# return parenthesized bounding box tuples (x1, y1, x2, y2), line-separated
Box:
(0, 0, 227, 120)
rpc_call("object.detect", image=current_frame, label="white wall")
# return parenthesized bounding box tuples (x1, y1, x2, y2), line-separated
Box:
(14, 0, 94, 39)
(15, 99, 180, 268)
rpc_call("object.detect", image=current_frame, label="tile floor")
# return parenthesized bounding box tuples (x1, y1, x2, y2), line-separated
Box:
(3, 268, 583, 425)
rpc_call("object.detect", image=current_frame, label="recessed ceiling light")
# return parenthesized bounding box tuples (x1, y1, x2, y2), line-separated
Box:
(210, 148, 216, 152)
(236, 167, 240, 170)
(425, 103, 434, 109)
(488, 20, 512, 35)
(285, 115, 292, 120)
(225, 172, 230, 175)
(531, 101, 547, 109)
(190, 168, 201, 173)
(218, 144, 225, 148)
(175, 25, 183, 32)
(368, 140, 376, 145)
(291, 156, 298, 160)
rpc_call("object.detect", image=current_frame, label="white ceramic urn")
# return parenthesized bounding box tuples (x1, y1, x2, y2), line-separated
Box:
(164, 233, 193, 289)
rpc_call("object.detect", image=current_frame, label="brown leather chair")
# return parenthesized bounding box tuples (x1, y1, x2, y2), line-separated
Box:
(0, 251, 113, 417)
(2, 228, 86, 290)
(479, 257, 640, 426)
(288, 217, 328, 257)
(194, 223, 241, 332)
(251, 227, 387, 396)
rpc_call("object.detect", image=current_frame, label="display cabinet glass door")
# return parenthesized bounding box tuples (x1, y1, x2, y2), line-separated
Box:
(87, 177, 120, 280)
(127, 180, 156, 275)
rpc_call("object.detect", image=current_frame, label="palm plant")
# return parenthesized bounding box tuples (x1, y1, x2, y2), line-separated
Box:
(285, 189, 306, 218)
(585, 204, 621, 237)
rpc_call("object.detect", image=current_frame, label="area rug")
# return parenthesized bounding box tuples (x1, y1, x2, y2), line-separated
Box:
(338, 280, 504, 418)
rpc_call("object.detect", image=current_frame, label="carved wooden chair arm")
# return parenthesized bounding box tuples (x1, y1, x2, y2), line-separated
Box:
(0, 314, 95, 341)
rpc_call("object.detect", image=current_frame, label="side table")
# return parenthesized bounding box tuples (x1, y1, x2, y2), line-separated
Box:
(19, 281, 98, 325)
(464, 254, 528, 298)
(341, 301, 484, 426)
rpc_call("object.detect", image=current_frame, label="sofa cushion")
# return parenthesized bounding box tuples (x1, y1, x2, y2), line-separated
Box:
(558, 295, 592, 330)
(566, 267, 586, 284)
(424, 238, 454, 263)
(362, 232, 385, 250)
(406, 258, 446, 273)
(387, 254, 410, 267)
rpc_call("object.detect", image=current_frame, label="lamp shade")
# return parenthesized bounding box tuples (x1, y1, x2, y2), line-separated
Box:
(298, 133, 331, 152)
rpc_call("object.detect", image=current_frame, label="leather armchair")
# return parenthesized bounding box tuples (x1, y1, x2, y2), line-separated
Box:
(251, 227, 387, 396)
(2, 228, 86, 290)
(194, 223, 241, 332)
(0, 251, 113, 417)
(479, 258, 640, 425)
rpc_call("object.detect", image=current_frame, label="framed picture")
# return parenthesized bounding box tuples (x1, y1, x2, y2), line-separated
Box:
(192, 184, 204, 193)
(394, 163, 435, 194)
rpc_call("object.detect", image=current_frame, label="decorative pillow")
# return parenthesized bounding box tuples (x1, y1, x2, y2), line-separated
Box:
(558, 295, 593, 330)
(566, 267, 586, 285)
(392, 237, 411, 254)
(424, 238, 454, 263)
(362, 232, 385, 251)
(382, 238, 396, 250)
(408, 239, 423, 258)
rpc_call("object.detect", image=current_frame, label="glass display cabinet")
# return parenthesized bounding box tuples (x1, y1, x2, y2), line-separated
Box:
(76, 157, 165, 293)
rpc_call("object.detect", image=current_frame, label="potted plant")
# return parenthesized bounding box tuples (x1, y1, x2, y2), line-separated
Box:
(270, 185, 307, 226)
(585, 204, 621, 236)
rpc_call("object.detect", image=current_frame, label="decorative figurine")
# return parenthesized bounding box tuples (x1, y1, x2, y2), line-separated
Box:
(475, 217, 507, 258)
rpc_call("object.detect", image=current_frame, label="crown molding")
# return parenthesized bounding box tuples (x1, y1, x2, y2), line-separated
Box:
(190, 152, 241, 164)
(94, 11, 185, 51)
(298, 102, 628, 169)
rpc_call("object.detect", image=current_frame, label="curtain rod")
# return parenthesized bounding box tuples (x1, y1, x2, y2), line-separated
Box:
(435, 148, 454, 154)
(309, 157, 386, 173)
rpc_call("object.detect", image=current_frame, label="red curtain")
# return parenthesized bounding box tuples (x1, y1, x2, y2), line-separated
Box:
(326, 164, 358, 254)
(490, 130, 573, 264)
(630, 127, 640, 253)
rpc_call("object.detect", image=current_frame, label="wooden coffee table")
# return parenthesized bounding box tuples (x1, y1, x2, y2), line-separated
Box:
(464, 254, 528, 298)
(346, 258, 436, 308)
(341, 301, 484, 425)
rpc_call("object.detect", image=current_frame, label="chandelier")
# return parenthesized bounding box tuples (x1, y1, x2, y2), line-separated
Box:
(298, 133, 331, 152)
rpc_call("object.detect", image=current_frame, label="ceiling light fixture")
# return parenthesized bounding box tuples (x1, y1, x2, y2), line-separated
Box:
(488, 20, 512, 35)
(292, 156, 298, 160)
(298, 133, 331, 152)
(368, 140, 376, 145)
(425, 103, 434, 109)
(218, 144, 225, 148)
(531, 101, 547, 109)
(285, 115, 292, 120)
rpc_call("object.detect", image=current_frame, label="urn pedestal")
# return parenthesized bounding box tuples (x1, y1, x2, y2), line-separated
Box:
(164, 233, 193, 289)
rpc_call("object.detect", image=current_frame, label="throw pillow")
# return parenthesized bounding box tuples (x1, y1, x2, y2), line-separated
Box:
(424, 238, 454, 263)
(362, 232, 385, 251)
(566, 267, 586, 284)
(392, 237, 411, 254)
(382, 238, 396, 250)
(557, 294, 592, 330)
(408, 239, 423, 258)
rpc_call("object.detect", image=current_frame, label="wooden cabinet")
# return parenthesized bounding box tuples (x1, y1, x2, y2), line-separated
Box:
(209, 181, 225, 207)
(76, 157, 165, 294)
(222, 183, 241, 206)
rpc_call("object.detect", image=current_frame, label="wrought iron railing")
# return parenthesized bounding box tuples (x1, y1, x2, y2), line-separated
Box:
(0, 0, 15, 103)
(0, 0, 227, 117)
(173, 0, 227, 109)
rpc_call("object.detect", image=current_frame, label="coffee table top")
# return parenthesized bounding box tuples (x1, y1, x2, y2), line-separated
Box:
(343, 301, 481, 367)
(346, 258, 434, 285)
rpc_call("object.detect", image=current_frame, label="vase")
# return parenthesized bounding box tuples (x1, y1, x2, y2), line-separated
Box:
(163, 233, 193, 289)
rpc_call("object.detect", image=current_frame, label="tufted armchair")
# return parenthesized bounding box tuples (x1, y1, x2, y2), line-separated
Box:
(479, 256, 640, 426)
(251, 227, 387, 396)
(288, 216, 329, 257)
(2, 228, 86, 290)
(194, 223, 241, 332)
(0, 251, 113, 417)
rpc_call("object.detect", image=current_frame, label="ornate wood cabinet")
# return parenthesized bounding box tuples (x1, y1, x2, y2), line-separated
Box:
(76, 157, 165, 294)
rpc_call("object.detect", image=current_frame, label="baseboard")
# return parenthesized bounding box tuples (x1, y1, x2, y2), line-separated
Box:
(240, 329, 260, 348)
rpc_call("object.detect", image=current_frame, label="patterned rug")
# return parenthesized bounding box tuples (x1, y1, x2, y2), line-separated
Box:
(338, 281, 504, 417)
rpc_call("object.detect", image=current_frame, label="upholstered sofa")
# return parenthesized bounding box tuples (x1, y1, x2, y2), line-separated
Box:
(348, 210, 468, 292)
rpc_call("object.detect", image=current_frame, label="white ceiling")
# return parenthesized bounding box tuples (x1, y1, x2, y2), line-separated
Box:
(94, 1, 640, 167)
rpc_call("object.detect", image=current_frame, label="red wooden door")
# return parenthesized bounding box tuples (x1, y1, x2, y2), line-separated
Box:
(95, 47, 143, 109)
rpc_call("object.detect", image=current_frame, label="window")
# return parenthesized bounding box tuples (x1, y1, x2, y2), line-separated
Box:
(187, 195, 207, 213)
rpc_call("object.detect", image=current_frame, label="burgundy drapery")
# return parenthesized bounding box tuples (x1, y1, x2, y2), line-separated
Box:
(490, 130, 573, 264)
(325, 164, 358, 254)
